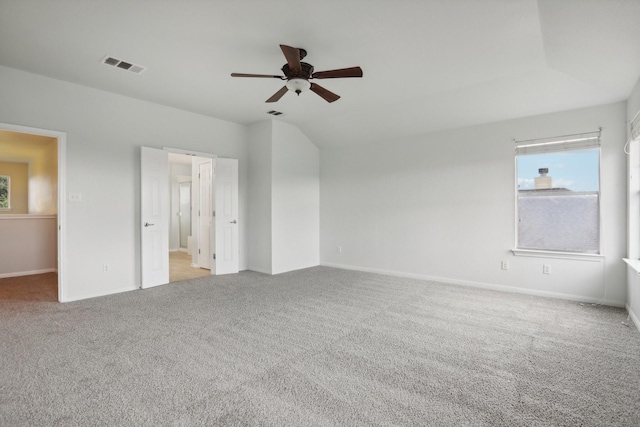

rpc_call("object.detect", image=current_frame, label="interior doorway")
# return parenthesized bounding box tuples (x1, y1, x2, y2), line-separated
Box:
(168, 151, 211, 282)
(0, 122, 66, 302)
(141, 146, 238, 289)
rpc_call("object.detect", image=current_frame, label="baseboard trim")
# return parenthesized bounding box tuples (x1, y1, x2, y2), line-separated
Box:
(321, 262, 625, 307)
(61, 285, 138, 303)
(0, 268, 57, 279)
(625, 304, 640, 332)
(248, 267, 272, 275)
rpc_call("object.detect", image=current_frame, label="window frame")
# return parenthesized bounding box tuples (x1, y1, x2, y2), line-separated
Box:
(0, 175, 10, 210)
(512, 133, 603, 259)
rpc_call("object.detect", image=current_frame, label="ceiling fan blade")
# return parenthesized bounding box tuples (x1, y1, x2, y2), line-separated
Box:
(266, 86, 289, 103)
(312, 66, 363, 79)
(231, 73, 284, 79)
(280, 44, 302, 73)
(310, 83, 340, 103)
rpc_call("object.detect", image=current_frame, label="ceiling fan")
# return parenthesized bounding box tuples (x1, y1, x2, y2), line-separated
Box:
(231, 44, 363, 103)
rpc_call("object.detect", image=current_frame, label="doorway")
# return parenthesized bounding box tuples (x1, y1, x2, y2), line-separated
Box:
(140, 146, 239, 289)
(168, 152, 211, 282)
(141, 147, 239, 288)
(0, 123, 66, 302)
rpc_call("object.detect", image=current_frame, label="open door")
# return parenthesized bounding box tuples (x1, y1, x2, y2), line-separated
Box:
(214, 158, 239, 275)
(141, 147, 169, 288)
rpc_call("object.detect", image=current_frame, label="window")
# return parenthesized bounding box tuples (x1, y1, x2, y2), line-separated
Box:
(515, 131, 600, 254)
(0, 175, 9, 209)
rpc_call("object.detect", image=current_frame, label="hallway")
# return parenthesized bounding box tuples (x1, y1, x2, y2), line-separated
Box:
(169, 251, 210, 282)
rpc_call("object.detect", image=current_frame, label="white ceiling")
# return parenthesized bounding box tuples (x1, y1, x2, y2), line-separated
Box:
(1, 0, 639, 148)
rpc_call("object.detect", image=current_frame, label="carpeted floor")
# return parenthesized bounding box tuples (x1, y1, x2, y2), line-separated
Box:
(1, 266, 639, 426)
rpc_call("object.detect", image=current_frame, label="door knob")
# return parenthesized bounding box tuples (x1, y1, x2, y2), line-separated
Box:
(144, 222, 154, 227)
(230, 220, 237, 224)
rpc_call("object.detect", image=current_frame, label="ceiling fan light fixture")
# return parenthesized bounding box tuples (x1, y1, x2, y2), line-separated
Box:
(286, 78, 311, 95)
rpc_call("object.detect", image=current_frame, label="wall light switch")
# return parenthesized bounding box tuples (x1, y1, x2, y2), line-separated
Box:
(543, 264, 551, 275)
(501, 261, 508, 270)
(69, 193, 82, 202)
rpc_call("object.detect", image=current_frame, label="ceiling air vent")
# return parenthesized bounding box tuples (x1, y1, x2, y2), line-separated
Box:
(101, 55, 147, 75)
(267, 110, 284, 116)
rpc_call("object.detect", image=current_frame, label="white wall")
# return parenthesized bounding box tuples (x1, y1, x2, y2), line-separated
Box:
(321, 102, 627, 306)
(247, 121, 273, 274)
(0, 216, 57, 277)
(247, 120, 320, 275)
(271, 121, 320, 274)
(0, 65, 248, 301)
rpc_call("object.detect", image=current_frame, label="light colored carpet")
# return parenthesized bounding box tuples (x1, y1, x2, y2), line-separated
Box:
(1, 266, 639, 426)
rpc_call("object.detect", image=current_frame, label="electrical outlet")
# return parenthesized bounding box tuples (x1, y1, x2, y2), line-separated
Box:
(68, 193, 82, 202)
(103, 264, 109, 273)
(501, 261, 508, 270)
(543, 264, 551, 275)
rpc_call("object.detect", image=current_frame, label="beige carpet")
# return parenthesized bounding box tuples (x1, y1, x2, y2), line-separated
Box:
(169, 250, 210, 282)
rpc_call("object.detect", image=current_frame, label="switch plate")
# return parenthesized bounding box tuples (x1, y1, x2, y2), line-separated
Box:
(543, 264, 551, 275)
(501, 261, 508, 270)
(337, 246, 342, 253)
(69, 193, 82, 202)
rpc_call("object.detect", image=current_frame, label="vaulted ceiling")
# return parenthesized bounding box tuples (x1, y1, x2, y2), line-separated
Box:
(1, 0, 639, 148)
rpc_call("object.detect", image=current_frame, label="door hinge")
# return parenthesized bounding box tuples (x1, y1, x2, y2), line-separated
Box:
(198, 249, 201, 254)
(198, 173, 201, 178)
(213, 253, 216, 260)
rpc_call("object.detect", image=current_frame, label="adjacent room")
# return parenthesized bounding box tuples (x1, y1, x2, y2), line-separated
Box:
(1, 1, 639, 425)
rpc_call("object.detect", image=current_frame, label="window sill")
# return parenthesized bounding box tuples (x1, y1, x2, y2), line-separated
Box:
(623, 258, 640, 274)
(511, 249, 603, 261)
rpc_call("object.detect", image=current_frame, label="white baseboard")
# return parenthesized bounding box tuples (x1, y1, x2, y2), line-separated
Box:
(0, 268, 57, 279)
(321, 262, 625, 308)
(61, 285, 138, 303)
(625, 304, 640, 332)
(248, 267, 272, 275)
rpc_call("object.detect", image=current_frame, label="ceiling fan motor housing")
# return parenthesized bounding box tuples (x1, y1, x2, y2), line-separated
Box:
(282, 62, 314, 80)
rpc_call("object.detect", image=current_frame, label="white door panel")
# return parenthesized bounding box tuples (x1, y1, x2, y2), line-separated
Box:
(141, 147, 169, 288)
(215, 158, 239, 275)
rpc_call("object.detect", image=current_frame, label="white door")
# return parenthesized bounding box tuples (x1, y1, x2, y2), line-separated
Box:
(198, 160, 213, 269)
(214, 158, 239, 275)
(141, 147, 169, 288)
